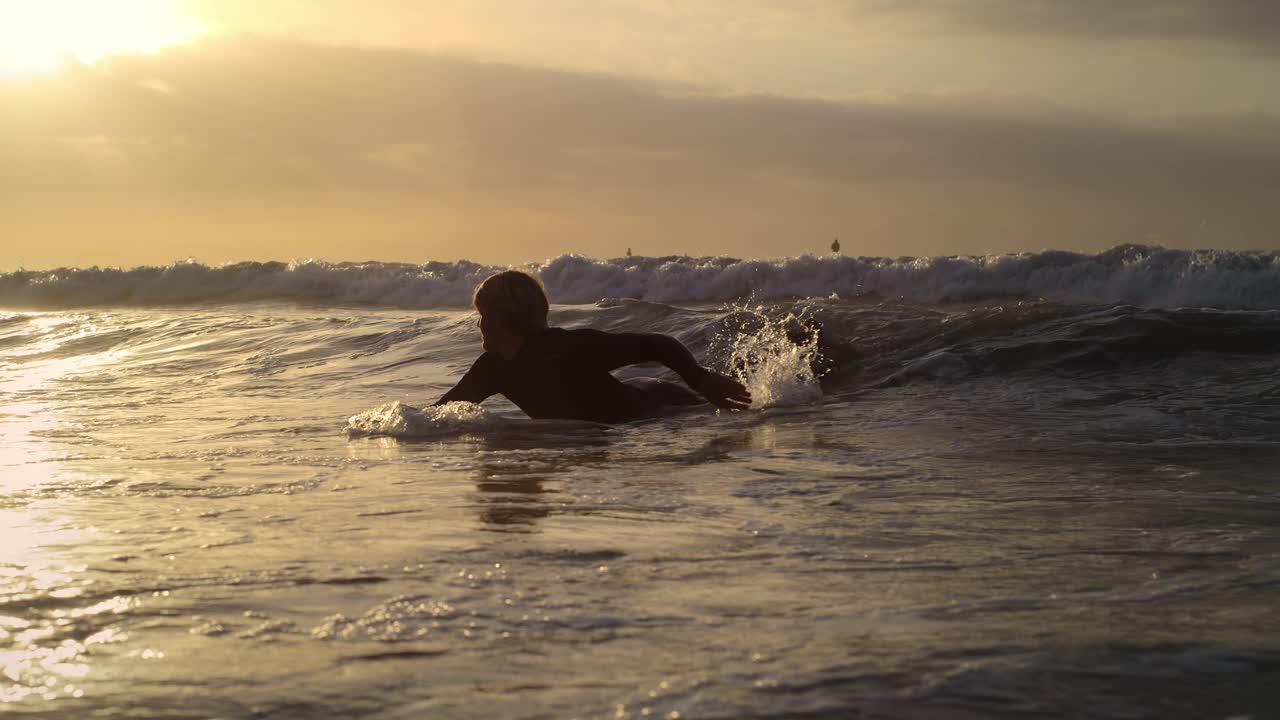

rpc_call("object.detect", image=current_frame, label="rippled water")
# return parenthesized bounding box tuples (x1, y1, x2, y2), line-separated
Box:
(2, 301, 1278, 718)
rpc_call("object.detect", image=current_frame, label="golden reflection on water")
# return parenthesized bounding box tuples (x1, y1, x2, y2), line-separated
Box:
(0, 313, 131, 705)
(0, 406, 64, 495)
(1, 315, 126, 493)
(344, 435, 409, 461)
(344, 434, 487, 462)
(0, 510, 95, 704)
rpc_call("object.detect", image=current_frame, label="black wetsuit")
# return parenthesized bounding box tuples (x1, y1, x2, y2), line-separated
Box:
(434, 328, 707, 423)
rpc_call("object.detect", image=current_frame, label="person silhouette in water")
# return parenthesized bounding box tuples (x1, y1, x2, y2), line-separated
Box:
(434, 270, 751, 423)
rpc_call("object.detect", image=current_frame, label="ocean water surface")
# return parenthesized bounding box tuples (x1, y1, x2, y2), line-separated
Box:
(2, 247, 1279, 718)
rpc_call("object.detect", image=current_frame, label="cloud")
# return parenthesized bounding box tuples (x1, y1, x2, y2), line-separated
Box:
(1, 36, 1278, 199)
(4, 36, 1280, 265)
(849, 0, 1280, 54)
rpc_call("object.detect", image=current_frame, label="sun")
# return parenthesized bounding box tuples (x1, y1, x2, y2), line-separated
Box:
(0, 0, 204, 77)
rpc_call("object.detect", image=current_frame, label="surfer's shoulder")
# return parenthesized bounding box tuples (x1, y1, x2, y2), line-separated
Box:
(530, 326, 586, 348)
(553, 326, 606, 342)
(471, 350, 506, 370)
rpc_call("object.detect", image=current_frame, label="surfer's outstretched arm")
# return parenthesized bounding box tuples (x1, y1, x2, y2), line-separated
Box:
(575, 329, 751, 410)
(433, 353, 501, 406)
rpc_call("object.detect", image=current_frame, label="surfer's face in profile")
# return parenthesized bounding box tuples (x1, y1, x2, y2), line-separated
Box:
(477, 310, 527, 359)
(472, 270, 551, 359)
(476, 312, 502, 354)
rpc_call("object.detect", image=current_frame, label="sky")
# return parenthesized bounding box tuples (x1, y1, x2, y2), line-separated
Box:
(1, 0, 1278, 269)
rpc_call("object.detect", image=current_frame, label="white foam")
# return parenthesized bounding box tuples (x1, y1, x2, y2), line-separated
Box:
(343, 401, 495, 438)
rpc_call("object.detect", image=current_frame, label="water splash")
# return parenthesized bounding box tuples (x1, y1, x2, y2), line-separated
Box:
(343, 401, 494, 438)
(710, 306, 823, 409)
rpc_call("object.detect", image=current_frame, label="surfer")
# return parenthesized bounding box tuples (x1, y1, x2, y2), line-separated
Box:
(433, 270, 751, 423)
(831, 237, 841, 254)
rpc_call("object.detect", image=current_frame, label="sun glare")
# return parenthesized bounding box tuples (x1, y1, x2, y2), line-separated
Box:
(0, 0, 203, 77)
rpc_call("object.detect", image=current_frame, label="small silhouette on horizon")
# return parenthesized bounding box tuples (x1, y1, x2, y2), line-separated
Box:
(831, 237, 841, 254)
(626, 247, 632, 257)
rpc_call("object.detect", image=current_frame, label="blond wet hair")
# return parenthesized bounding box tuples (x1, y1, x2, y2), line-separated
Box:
(473, 270, 550, 337)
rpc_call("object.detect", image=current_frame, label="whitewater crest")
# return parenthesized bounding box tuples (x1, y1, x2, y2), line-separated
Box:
(2, 245, 1278, 309)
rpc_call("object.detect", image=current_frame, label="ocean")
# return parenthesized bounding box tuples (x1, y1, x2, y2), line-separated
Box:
(2, 245, 1278, 718)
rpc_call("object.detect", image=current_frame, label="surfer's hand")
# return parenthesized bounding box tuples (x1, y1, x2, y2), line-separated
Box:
(698, 370, 751, 410)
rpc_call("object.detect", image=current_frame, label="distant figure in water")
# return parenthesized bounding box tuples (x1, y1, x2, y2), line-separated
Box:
(626, 247, 632, 257)
(433, 271, 751, 423)
(830, 237, 841, 254)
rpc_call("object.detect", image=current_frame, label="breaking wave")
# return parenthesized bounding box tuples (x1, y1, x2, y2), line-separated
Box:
(2, 245, 1278, 309)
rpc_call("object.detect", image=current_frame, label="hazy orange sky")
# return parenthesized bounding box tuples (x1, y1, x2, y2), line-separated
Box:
(2, 0, 1278, 269)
